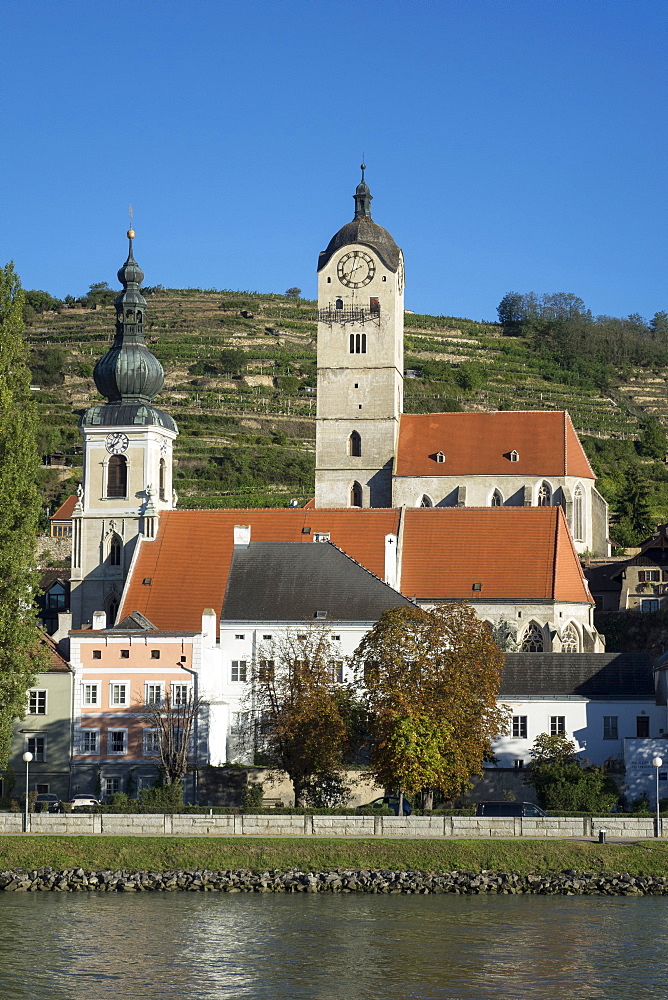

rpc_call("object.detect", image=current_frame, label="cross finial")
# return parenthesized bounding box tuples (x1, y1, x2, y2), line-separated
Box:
(127, 204, 135, 241)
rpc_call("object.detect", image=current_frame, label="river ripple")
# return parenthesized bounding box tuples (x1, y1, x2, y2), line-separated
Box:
(0, 892, 666, 999)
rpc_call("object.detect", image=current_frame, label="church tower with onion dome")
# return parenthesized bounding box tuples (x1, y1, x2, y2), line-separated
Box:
(315, 166, 404, 508)
(70, 229, 178, 628)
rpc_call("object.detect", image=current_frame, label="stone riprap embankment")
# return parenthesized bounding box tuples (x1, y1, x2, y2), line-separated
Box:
(1, 868, 666, 895)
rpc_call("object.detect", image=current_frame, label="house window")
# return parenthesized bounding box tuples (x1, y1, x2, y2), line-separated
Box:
(349, 333, 367, 354)
(109, 535, 122, 566)
(28, 690, 47, 715)
(107, 455, 127, 499)
(510, 450, 519, 462)
(350, 481, 363, 507)
(550, 716, 566, 736)
(521, 622, 544, 652)
(330, 660, 344, 683)
(172, 684, 190, 706)
(348, 431, 362, 457)
(235, 634, 245, 640)
(262, 634, 272, 641)
(637, 716, 650, 738)
(80, 730, 99, 754)
(335, 297, 343, 309)
(110, 683, 128, 706)
(36, 783, 49, 794)
(537, 482, 551, 507)
(603, 716, 618, 740)
(641, 599, 660, 613)
(420, 495, 433, 507)
(573, 484, 584, 541)
(143, 729, 161, 756)
(258, 659, 275, 682)
(92, 650, 101, 660)
(231, 660, 247, 682)
(106, 597, 119, 627)
(108, 730, 127, 754)
(145, 683, 163, 706)
(120, 649, 129, 659)
(104, 777, 121, 798)
(26, 736, 46, 761)
(435, 451, 445, 463)
(561, 624, 579, 653)
(46, 582, 67, 609)
(514, 759, 524, 770)
(83, 683, 99, 707)
(159, 458, 166, 502)
(638, 570, 660, 583)
(151, 650, 160, 659)
(491, 490, 503, 507)
(512, 716, 527, 739)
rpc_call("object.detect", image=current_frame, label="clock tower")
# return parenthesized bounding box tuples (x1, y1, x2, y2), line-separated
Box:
(70, 230, 178, 627)
(315, 167, 404, 508)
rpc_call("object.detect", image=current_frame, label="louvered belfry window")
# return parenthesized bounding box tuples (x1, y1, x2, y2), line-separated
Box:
(107, 455, 127, 498)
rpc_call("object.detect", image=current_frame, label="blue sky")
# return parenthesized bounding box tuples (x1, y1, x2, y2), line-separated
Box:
(2, 0, 666, 322)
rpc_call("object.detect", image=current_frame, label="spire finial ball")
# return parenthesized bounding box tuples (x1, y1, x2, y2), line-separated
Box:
(360, 163, 366, 171)
(127, 229, 135, 239)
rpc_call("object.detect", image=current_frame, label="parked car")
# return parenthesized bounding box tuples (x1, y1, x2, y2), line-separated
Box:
(475, 801, 547, 818)
(34, 793, 64, 814)
(70, 794, 101, 810)
(357, 795, 412, 816)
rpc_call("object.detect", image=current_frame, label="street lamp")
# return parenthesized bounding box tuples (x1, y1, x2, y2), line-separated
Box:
(652, 756, 663, 838)
(22, 751, 33, 833)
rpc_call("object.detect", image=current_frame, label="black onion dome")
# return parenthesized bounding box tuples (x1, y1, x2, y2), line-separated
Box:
(318, 166, 401, 273)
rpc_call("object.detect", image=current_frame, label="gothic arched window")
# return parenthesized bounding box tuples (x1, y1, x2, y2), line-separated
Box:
(106, 596, 119, 628)
(573, 484, 584, 541)
(350, 481, 363, 507)
(348, 431, 361, 457)
(537, 482, 551, 507)
(109, 534, 122, 567)
(561, 624, 579, 653)
(107, 455, 127, 499)
(491, 489, 503, 507)
(159, 458, 166, 501)
(521, 622, 544, 652)
(419, 495, 433, 508)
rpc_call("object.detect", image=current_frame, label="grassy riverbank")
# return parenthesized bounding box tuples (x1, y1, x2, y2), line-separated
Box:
(3, 838, 668, 875)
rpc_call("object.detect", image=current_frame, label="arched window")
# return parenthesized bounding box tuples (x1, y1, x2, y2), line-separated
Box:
(107, 455, 127, 498)
(136, 310, 143, 323)
(106, 596, 119, 628)
(109, 534, 122, 567)
(335, 298, 343, 310)
(537, 481, 551, 507)
(348, 431, 361, 457)
(490, 489, 503, 507)
(350, 481, 363, 507)
(561, 624, 579, 653)
(159, 458, 166, 501)
(573, 484, 584, 541)
(521, 622, 544, 652)
(419, 495, 433, 507)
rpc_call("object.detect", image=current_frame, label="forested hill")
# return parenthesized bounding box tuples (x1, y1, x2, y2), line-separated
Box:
(25, 284, 668, 546)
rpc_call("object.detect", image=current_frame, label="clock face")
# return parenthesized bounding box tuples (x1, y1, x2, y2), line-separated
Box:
(105, 432, 129, 455)
(337, 251, 376, 288)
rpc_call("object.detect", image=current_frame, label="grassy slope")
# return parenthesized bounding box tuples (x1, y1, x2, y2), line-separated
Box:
(4, 837, 668, 875)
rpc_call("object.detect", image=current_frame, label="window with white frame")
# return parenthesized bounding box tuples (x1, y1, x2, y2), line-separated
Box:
(82, 682, 100, 707)
(603, 716, 619, 740)
(28, 690, 47, 715)
(231, 660, 247, 682)
(108, 730, 127, 754)
(512, 716, 527, 739)
(231, 711, 250, 732)
(110, 682, 128, 707)
(142, 729, 161, 756)
(26, 736, 46, 761)
(330, 660, 344, 683)
(104, 777, 121, 798)
(638, 570, 660, 583)
(145, 683, 163, 706)
(79, 729, 99, 754)
(550, 716, 566, 736)
(171, 684, 190, 706)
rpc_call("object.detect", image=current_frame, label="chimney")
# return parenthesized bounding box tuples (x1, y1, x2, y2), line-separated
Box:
(234, 524, 251, 547)
(92, 610, 107, 630)
(201, 608, 217, 649)
(52, 612, 72, 644)
(384, 533, 398, 589)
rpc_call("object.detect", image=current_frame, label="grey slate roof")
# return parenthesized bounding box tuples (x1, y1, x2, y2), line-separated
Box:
(221, 541, 413, 622)
(501, 653, 655, 700)
(318, 217, 401, 273)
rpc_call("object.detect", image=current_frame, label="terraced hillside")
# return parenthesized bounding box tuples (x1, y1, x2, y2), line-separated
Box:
(26, 286, 667, 533)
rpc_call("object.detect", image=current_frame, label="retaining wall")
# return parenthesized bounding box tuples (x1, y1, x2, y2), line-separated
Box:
(0, 812, 662, 838)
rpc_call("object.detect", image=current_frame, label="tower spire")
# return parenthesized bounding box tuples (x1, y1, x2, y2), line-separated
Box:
(353, 162, 373, 219)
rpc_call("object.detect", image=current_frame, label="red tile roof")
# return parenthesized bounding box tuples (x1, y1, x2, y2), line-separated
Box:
(400, 507, 591, 603)
(119, 506, 591, 631)
(120, 508, 400, 631)
(395, 411, 594, 479)
(50, 495, 77, 521)
(40, 632, 71, 672)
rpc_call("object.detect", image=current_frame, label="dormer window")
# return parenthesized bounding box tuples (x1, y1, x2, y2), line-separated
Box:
(435, 451, 445, 464)
(510, 450, 519, 462)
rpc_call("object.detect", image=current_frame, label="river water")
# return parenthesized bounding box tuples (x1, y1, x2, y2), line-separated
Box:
(0, 892, 665, 999)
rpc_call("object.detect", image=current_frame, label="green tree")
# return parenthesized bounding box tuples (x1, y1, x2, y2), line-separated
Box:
(285, 287, 302, 299)
(353, 605, 508, 810)
(0, 262, 43, 766)
(525, 733, 618, 812)
(638, 419, 667, 461)
(613, 464, 655, 545)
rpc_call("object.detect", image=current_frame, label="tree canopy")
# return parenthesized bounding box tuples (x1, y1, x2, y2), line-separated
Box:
(525, 733, 619, 812)
(0, 262, 43, 766)
(352, 604, 508, 806)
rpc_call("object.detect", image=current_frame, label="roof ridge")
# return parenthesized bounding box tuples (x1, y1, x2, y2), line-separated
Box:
(326, 540, 417, 602)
